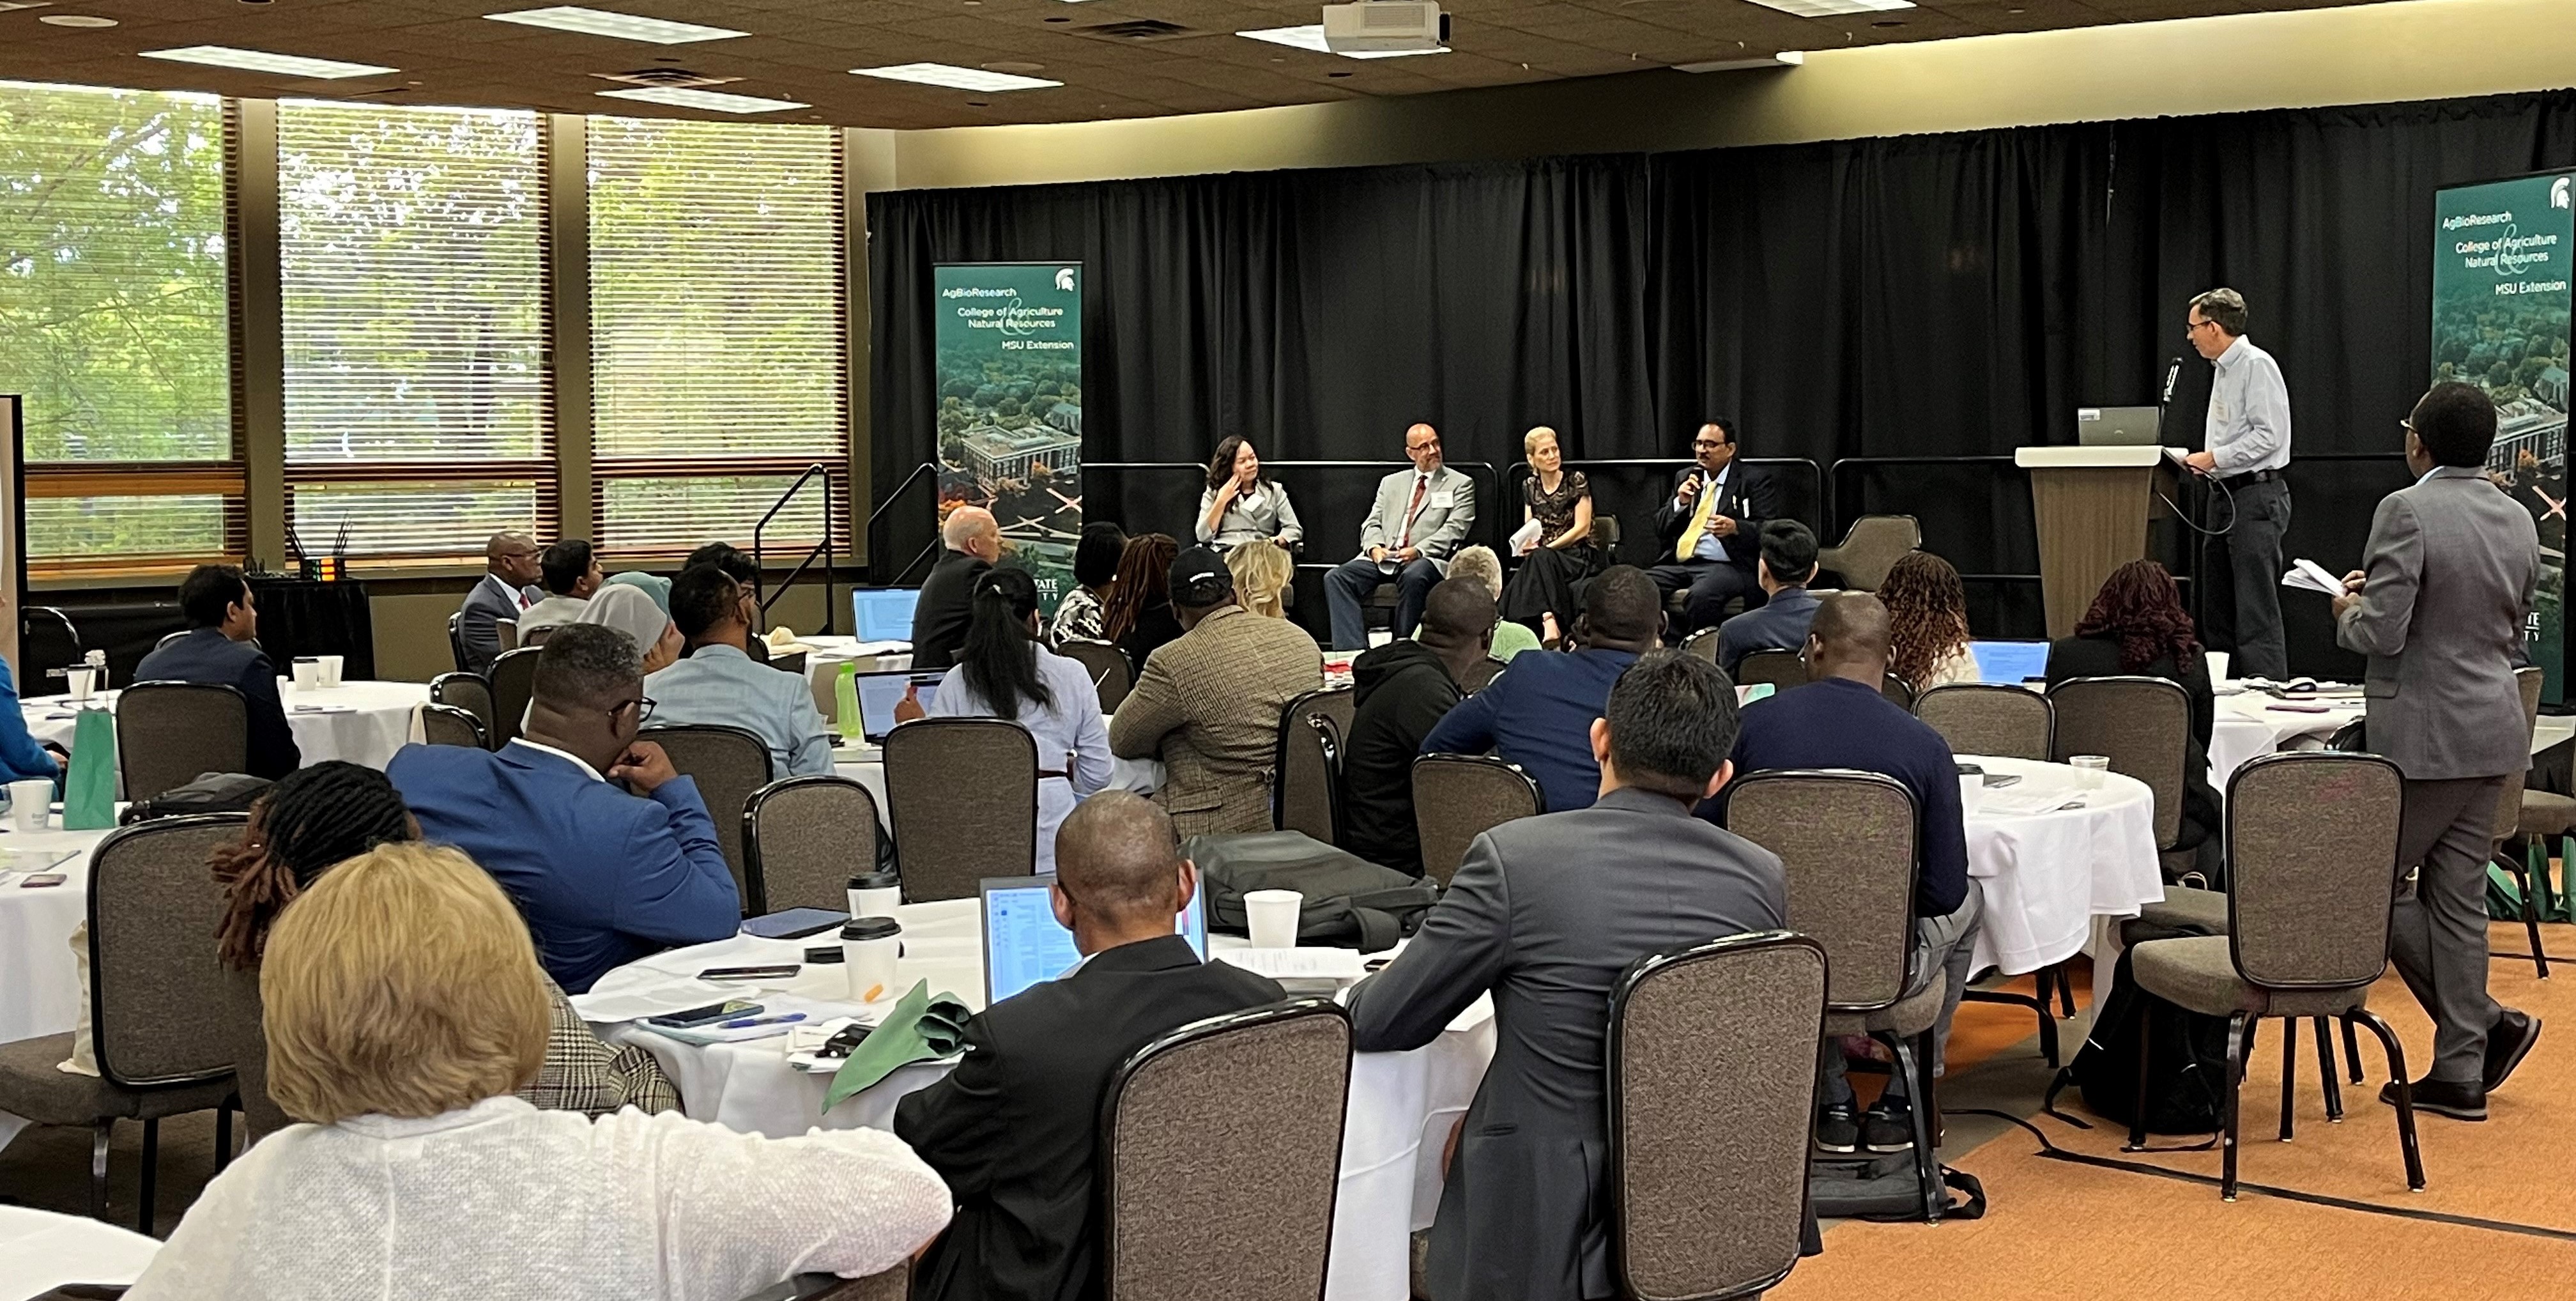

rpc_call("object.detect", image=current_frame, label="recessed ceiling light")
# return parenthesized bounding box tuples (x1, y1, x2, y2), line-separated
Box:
(38, 13, 113, 25)
(1737, 0, 1911, 16)
(0, 3, 56, 12)
(596, 84, 806, 112)
(851, 63, 1061, 91)
(486, 6, 748, 44)
(1236, 25, 1446, 59)
(141, 46, 401, 78)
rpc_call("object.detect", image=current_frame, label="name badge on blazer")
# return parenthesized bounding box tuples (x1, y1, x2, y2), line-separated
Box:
(1427, 489, 1455, 509)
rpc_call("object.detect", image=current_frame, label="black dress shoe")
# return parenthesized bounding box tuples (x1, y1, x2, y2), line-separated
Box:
(2380, 1076, 2486, 1121)
(2483, 1010, 2542, 1094)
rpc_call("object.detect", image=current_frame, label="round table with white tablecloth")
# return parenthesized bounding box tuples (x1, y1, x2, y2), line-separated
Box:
(1958, 755, 2163, 978)
(0, 1205, 160, 1297)
(24, 679, 431, 773)
(2207, 689, 2365, 792)
(586, 902, 1492, 1301)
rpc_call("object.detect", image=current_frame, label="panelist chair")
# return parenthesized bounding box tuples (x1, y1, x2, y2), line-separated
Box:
(1814, 516, 1921, 592)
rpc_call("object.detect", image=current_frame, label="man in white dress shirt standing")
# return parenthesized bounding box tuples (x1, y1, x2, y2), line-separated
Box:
(2181, 288, 2294, 681)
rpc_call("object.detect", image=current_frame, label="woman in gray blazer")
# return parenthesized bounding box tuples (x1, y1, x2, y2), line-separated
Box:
(1196, 436, 1303, 551)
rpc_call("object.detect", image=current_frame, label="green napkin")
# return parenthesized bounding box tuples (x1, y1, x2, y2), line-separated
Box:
(824, 979, 972, 1112)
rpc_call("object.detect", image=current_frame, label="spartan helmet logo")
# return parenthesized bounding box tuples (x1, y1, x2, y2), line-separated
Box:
(1054, 266, 1077, 292)
(2554, 176, 2572, 210)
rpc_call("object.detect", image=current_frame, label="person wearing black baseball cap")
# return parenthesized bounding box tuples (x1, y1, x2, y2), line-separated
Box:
(1108, 546, 1324, 836)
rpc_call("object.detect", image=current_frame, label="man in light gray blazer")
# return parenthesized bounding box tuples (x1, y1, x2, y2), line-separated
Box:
(2334, 381, 2543, 1121)
(1324, 423, 1477, 649)
(1349, 651, 1786, 1300)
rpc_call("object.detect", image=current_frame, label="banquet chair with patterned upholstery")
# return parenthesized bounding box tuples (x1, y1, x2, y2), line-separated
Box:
(1913, 684, 2053, 762)
(883, 718, 1038, 902)
(1099, 999, 1352, 1301)
(429, 671, 499, 749)
(642, 724, 776, 916)
(747, 775, 881, 912)
(2126, 751, 2421, 1201)
(1723, 769, 1949, 1221)
(0, 815, 247, 1229)
(1457, 656, 1508, 695)
(1411, 754, 1544, 888)
(1878, 674, 1917, 711)
(419, 703, 487, 750)
(487, 647, 543, 749)
(1272, 705, 1345, 845)
(1057, 640, 1133, 714)
(116, 681, 249, 802)
(1680, 627, 1722, 664)
(447, 612, 468, 673)
(1733, 650, 1807, 693)
(1609, 931, 1827, 1301)
(2048, 676, 2191, 851)
(2495, 665, 2554, 978)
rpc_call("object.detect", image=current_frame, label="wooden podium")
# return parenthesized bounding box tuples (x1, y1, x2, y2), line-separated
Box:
(2015, 446, 2185, 639)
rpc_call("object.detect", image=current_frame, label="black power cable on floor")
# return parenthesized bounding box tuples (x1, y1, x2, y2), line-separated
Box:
(1949, 1107, 2576, 1243)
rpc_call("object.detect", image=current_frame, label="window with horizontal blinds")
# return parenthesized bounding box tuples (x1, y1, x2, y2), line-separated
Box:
(0, 82, 241, 573)
(588, 117, 847, 555)
(277, 102, 551, 562)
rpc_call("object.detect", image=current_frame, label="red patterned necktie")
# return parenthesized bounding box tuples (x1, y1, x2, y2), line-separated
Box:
(1397, 475, 1429, 548)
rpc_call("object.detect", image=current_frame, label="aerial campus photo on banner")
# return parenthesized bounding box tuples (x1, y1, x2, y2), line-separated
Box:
(932, 262, 1084, 613)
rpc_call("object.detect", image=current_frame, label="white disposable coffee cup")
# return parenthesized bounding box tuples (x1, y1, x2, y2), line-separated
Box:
(847, 871, 901, 920)
(291, 658, 321, 689)
(2070, 755, 2110, 790)
(2205, 650, 2231, 685)
(318, 654, 344, 687)
(8, 779, 53, 833)
(841, 916, 901, 1003)
(64, 666, 95, 704)
(1245, 888, 1304, 949)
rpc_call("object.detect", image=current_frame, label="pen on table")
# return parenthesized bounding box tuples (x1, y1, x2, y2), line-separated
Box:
(718, 1012, 809, 1029)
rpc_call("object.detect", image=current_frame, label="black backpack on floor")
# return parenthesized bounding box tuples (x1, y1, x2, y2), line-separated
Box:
(2051, 943, 2232, 1134)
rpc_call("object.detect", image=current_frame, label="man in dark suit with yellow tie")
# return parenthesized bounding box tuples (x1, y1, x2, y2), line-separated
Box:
(1648, 419, 1781, 638)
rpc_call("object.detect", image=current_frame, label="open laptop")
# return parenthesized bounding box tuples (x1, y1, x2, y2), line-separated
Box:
(979, 874, 1209, 1006)
(2074, 406, 2163, 446)
(1968, 640, 2051, 686)
(849, 587, 921, 643)
(841, 668, 950, 744)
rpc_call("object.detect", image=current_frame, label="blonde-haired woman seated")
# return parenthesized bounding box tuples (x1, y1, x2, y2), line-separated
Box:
(1227, 537, 1294, 619)
(1445, 545, 1542, 661)
(1499, 426, 1601, 645)
(127, 842, 951, 1301)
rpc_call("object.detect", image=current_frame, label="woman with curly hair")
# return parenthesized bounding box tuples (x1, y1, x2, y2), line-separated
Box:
(2046, 560, 2221, 879)
(1880, 552, 1978, 691)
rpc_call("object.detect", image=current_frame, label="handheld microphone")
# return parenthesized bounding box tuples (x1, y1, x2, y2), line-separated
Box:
(2161, 356, 2184, 404)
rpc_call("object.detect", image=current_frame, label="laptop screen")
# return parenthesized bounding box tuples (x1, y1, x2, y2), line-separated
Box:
(850, 588, 920, 643)
(1968, 640, 2051, 686)
(854, 670, 949, 742)
(979, 875, 1209, 1006)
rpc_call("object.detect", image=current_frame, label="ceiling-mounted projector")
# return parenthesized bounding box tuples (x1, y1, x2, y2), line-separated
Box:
(1322, 1, 1449, 53)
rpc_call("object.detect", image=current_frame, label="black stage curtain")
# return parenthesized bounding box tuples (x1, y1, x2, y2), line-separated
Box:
(871, 89, 2576, 671)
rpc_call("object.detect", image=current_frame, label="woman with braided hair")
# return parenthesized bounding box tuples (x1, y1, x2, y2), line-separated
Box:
(207, 762, 680, 1133)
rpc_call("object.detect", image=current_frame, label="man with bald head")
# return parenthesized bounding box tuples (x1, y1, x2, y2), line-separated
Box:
(1710, 591, 1980, 1156)
(912, 505, 1002, 672)
(456, 530, 544, 674)
(896, 791, 1284, 1301)
(1326, 422, 1478, 649)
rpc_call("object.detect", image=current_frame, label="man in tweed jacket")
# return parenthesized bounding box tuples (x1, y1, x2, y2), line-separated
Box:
(1110, 548, 1323, 836)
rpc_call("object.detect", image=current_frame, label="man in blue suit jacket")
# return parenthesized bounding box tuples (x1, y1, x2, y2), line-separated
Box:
(135, 564, 301, 780)
(1418, 566, 1661, 813)
(389, 622, 739, 993)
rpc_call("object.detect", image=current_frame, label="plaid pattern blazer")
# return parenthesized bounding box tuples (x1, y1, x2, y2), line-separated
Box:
(1108, 604, 1323, 838)
(518, 982, 682, 1118)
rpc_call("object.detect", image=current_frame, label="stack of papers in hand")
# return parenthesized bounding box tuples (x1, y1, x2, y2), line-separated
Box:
(2280, 558, 2347, 596)
(1212, 946, 1368, 994)
(1507, 519, 1543, 555)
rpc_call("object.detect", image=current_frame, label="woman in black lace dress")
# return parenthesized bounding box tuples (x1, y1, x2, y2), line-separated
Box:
(1500, 426, 1601, 645)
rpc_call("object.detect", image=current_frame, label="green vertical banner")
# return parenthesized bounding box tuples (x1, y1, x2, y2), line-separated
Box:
(2434, 174, 2572, 702)
(933, 263, 1083, 614)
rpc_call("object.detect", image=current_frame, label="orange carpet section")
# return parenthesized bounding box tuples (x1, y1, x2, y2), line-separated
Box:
(1781, 921, 2576, 1297)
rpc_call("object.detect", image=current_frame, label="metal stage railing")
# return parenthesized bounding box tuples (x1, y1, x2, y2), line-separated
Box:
(751, 462, 839, 635)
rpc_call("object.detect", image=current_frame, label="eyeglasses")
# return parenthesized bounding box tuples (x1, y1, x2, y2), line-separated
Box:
(1406, 442, 1439, 454)
(1694, 440, 1726, 450)
(2185, 318, 2218, 334)
(614, 696, 657, 724)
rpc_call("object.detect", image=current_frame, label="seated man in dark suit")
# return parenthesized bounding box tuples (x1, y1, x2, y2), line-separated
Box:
(912, 507, 1000, 672)
(135, 564, 301, 779)
(1710, 592, 1979, 1156)
(1419, 565, 1662, 813)
(1648, 419, 1781, 636)
(388, 622, 739, 993)
(896, 790, 1284, 1301)
(456, 530, 544, 674)
(1713, 520, 1821, 675)
(1351, 651, 1786, 1301)
(1342, 578, 1497, 877)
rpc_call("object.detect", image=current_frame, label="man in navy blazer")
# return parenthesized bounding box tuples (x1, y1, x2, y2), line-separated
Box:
(389, 622, 739, 993)
(1418, 565, 1662, 813)
(135, 564, 301, 779)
